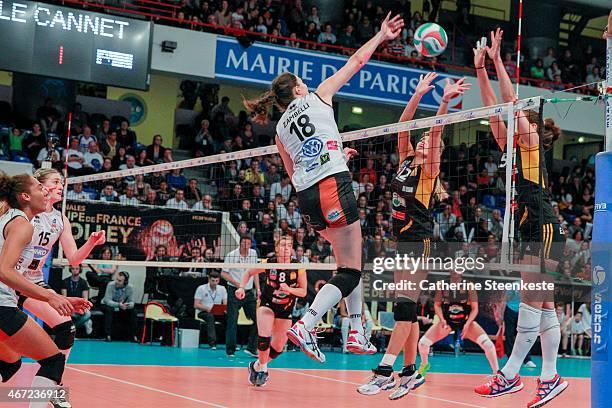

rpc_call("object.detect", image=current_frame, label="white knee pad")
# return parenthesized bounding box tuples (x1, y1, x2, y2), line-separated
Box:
(476, 333, 495, 353)
(419, 336, 433, 348)
(540, 308, 560, 334)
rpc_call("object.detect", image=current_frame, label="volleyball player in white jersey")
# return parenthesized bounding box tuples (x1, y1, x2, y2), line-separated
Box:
(245, 12, 404, 363)
(21, 168, 105, 363)
(0, 172, 91, 408)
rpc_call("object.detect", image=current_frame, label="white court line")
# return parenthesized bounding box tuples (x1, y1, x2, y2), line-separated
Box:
(277, 368, 487, 408)
(65, 366, 227, 408)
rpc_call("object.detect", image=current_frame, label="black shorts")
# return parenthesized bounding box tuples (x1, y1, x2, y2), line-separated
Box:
(0, 306, 28, 340)
(17, 281, 52, 309)
(260, 300, 293, 320)
(297, 172, 358, 231)
(443, 314, 468, 331)
(393, 300, 418, 323)
(520, 221, 565, 262)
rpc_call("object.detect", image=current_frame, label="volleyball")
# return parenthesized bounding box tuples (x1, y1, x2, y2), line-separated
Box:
(414, 22, 448, 57)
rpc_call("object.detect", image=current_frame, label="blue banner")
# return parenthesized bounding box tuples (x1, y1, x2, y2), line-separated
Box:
(214, 37, 462, 111)
(592, 151, 612, 408)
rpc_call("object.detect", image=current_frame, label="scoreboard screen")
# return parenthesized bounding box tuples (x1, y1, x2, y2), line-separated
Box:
(0, 0, 152, 90)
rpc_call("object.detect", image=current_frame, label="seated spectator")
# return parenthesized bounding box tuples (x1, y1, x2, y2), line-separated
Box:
(269, 174, 292, 202)
(307, 5, 321, 30)
(547, 61, 562, 81)
(97, 119, 112, 142)
(119, 155, 138, 185)
(318, 23, 337, 45)
(24, 122, 45, 161)
(65, 137, 85, 173)
(193, 194, 214, 211)
(67, 183, 90, 200)
(99, 184, 119, 202)
(117, 120, 137, 153)
(360, 158, 377, 184)
(337, 24, 357, 50)
(436, 204, 456, 241)
(101, 271, 137, 342)
(36, 138, 62, 168)
(84, 141, 104, 172)
(134, 174, 151, 202)
(264, 163, 281, 189)
(530, 59, 545, 80)
(119, 185, 139, 206)
(586, 66, 602, 90)
(8, 127, 24, 156)
(194, 271, 227, 349)
(136, 149, 148, 167)
(166, 188, 189, 209)
(101, 131, 120, 160)
(185, 178, 202, 203)
(304, 21, 319, 45)
(255, 213, 275, 255)
(146, 134, 166, 165)
(285, 201, 301, 230)
(357, 15, 374, 43)
(143, 189, 162, 206)
(157, 181, 174, 203)
(146, 172, 165, 190)
(210, 96, 235, 121)
(166, 168, 187, 190)
(542, 47, 556, 69)
(245, 158, 264, 185)
(195, 119, 214, 157)
(112, 146, 128, 169)
(310, 235, 331, 261)
(61, 265, 92, 335)
(78, 125, 97, 153)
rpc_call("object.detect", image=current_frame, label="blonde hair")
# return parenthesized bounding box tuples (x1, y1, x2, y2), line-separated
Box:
(33, 168, 61, 184)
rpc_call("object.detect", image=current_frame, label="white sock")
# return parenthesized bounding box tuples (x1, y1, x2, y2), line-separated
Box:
(255, 360, 268, 372)
(300, 284, 342, 330)
(381, 353, 398, 367)
(341, 318, 350, 347)
(418, 336, 433, 366)
(477, 333, 499, 373)
(29, 376, 57, 408)
(501, 303, 542, 379)
(345, 279, 364, 335)
(539, 308, 560, 381)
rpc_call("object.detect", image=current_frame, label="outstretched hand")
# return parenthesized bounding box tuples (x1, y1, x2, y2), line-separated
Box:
(442, 77, 471, 102)
(473, 36, 487, 68)
(486, 28, 503, 61)
(343, 147, 358, 161)
(89, 230, 106, 246)
(379, 12, 404, 42)
(415, 72, 438, 96)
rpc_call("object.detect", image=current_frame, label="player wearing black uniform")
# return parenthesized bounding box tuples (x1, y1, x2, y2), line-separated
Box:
(358, 74, 471, 400)
(236, 235, 306, 387)
(474, 29, 568, 406)
(417, 274, 498, 378)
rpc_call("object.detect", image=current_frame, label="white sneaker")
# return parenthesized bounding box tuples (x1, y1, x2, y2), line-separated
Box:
(287, 321, 326, 363)
(346, 330, 377, 355)
(51, 395, 72, 408)
(524, 361, 537, 368)
(84, 319, 93, 335)
(389, 371, 425, 400)
(357, 373, 396, 395)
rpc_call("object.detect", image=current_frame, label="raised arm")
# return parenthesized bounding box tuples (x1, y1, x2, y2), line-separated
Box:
(398, 72, 438, 163)
(315, 12, 404, 105)
(423, 78, 471, 177)
(474, 36, 506, 150)
(487, 28, 536, 147)
(59, 216, 106, 266)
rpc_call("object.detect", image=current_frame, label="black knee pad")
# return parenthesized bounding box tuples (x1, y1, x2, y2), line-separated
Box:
(269, 346, 282, 360)
(257, 336, 271, 352)
(36, 353, 65, 384)
(328, 268, 361, 297)
(0, 359, 22, 383)
(53, 321, 76, 351)
(393, 300, 417, 322)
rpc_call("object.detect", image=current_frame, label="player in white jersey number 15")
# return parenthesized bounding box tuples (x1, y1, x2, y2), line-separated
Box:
(244, 12, 404, 364)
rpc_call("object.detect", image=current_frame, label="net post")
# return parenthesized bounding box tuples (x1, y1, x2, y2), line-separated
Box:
(501, 102, 516, 264)
(592, 22, 612, 408)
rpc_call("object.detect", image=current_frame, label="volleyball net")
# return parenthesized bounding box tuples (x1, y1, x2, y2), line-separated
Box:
(51, 92, 595, 310)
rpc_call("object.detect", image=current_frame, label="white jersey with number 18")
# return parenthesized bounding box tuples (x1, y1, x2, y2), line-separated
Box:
(276, 93, 348, 192)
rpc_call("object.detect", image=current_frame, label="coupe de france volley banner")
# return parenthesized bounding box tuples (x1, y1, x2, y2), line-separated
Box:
(65, 200, 222, 261)
(215, 36, 462, 111)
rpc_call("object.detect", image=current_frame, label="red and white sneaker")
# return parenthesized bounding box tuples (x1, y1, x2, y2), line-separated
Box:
(287, 321, 326, 363)
(346, 330, 377, 354)
(475, 370, 524, 397)
(527, 375, 568, 408)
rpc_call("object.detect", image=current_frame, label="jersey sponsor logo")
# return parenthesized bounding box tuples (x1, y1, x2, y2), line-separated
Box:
(327, 209, 341, 222)
(392, 192, 405, 207)
(319, 152, 330, 165)
(305, 161, 319, 172)
(302, 137, 323, 157)
(32, 246, 49, 259)
(392, 209, 406, 220)
(326, 140, 339, 150)
(402, 186, 414, 193)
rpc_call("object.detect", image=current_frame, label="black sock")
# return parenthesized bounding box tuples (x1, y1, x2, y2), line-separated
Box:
(400, 364, 416, 377)
(374, 364, 394, 377)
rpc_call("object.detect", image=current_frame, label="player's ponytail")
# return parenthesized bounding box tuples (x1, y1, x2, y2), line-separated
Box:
(0, 172, 33, 210)
(243, 72, 298, 124)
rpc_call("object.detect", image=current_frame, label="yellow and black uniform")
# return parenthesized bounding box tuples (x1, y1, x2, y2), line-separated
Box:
(391, 156, 438, 255)
(515, 137, 564, 260)
(435, 279, 477, 331)
(260, 257, 305, 319)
